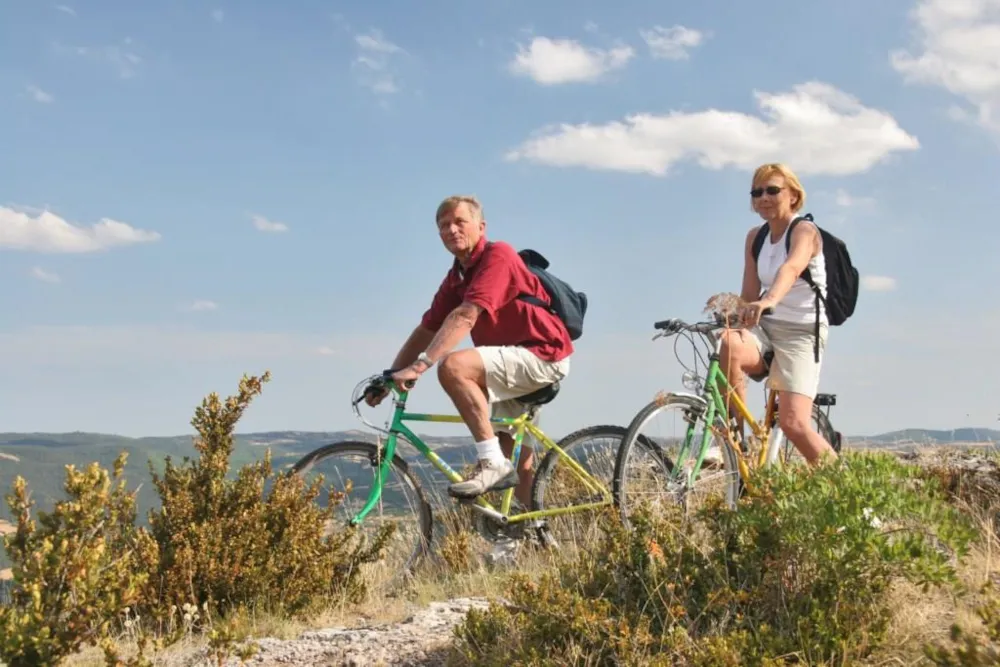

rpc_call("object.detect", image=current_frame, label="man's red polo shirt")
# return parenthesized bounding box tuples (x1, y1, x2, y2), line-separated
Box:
(420, 237, 573, 362)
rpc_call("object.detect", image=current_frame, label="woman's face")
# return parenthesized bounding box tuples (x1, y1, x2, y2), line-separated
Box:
(751, 173, 797, 222)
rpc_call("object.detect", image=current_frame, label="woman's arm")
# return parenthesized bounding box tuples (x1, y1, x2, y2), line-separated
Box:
(760, 221, 818, 308)
(740, 225, 763, 303)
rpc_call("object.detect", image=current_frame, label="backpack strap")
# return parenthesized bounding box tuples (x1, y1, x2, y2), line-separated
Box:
(785, 214, 825, 363)
(751, 223, 770, 266)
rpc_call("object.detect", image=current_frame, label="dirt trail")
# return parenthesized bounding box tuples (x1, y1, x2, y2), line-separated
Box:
(185, 598, 491, 667)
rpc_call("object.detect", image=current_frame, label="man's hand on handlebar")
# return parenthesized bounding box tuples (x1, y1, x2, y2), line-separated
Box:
(363, 381, 389, 407)
(390, 364, 423, 393)
(362, 360, 430, 406)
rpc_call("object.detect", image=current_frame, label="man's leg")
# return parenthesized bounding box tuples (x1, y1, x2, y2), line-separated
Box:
(437, 348, 519, 499)
(493, 400, 535, 508)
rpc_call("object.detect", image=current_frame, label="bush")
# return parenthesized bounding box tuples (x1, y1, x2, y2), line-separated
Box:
(450, 452, 978, 666)
(0, 453, 158, 667)
(143, 372, 390, 622)
(0, 371, 392, 666)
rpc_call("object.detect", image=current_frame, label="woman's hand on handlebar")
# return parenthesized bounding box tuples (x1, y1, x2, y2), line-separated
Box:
(740, 299, 776, 328)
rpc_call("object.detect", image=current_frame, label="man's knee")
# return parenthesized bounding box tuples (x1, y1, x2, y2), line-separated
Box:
(437, 349, 482, 387)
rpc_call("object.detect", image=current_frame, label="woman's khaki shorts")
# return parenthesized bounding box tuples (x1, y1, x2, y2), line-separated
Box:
(475, 345, 570, 425)
(747, 318, 828, 399)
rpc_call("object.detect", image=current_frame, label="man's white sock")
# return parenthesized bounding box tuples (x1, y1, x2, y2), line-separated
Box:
(474, 436, 507, 466)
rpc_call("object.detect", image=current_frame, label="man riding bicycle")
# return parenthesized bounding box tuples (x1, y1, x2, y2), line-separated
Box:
(365, 195, 573, 507)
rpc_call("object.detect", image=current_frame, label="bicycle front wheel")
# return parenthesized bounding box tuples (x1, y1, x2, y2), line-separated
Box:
(291, 440, 433, 596)
(613, 394, 741, 527)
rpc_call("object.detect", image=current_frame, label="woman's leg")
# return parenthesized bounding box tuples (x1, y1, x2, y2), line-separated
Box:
(764, 320, 836, 465)
(777, 391, 837, 464)
(718, 328, 768, 428)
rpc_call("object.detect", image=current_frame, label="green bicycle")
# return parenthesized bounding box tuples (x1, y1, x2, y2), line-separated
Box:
(613, 308, 842, 523)
(291, 370, 626, 591)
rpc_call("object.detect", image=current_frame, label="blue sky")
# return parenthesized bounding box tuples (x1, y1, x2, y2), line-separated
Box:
(1, 0, 998, 440)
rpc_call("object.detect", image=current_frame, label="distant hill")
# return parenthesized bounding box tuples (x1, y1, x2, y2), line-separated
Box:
(851, 428, 1000, 446)
(1, 425, 997, 570)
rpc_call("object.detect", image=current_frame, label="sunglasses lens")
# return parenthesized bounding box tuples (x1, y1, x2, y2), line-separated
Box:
(767, 186, 782, 195)
(750, 188, 763, 197)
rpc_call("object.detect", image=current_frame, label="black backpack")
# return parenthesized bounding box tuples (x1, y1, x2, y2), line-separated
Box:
(515, 248, 588, 341)
(751, 214, 858, 360)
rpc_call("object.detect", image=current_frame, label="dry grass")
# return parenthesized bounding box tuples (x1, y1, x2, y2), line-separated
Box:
(872, 482, 1000, 664)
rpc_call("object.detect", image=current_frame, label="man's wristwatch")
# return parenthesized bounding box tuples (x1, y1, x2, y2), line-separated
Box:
(416, 352, 434, 369)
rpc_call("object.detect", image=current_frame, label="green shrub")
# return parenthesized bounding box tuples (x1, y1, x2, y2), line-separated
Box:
(0, 371, 392, 666)
(142, 372, 391, 622)
(0, 453, 158, 667)
(450, 452, 978, 666)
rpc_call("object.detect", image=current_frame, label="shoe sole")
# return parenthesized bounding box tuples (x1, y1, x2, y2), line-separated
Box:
(447, 472, 519, 500)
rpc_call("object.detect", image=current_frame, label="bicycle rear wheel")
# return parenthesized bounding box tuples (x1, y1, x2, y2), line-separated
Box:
(613, 394, 741, 527)
(291, 440, 433, 596)
(530, 424, 626, 553)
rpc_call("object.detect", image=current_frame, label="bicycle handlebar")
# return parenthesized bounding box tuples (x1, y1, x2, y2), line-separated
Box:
(653, 307, 774, 335)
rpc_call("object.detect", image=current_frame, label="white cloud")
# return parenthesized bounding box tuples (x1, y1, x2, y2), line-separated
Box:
(61, 41, 142, 79)
(251, 214, 289, 233)
(187, 300, 219, 312)
(352, 29, 404, 95)
(891, 0, 1000, 134)
(0, 206, 161, 253)
(211, 9, 224, 23)
(862, 275, 898, 291)
(30, 267, 60, 284)
(639, 25, 705, 60)
(316, 346, 336, 356)
(25, 85, 53, 103)
(834, 188, 876, 208)
(55, 4, 76, 16)
(508, 37, 634, 85)
(505, 81, 920, 176)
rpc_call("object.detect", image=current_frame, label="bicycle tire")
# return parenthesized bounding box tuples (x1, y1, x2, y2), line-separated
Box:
(613, 394, 741, 525)
(290, 440, 434, 589)
(813, 406, 841, 454)
(530, 424, 628, 548)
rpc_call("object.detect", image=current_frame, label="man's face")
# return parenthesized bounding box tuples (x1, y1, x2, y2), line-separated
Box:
(436, 202, 485, 258)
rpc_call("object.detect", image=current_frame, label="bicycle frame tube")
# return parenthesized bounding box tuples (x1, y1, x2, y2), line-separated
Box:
(349, 390, 613, 526)
(667, 342, 767, 488)
(504, 421, 613, 524)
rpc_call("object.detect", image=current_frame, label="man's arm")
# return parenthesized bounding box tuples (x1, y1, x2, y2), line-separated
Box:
(421, 302, 481, 365)
(740, 226, 763, 303)
(761, 222, 818, 307)
(390, 325, 436, 370)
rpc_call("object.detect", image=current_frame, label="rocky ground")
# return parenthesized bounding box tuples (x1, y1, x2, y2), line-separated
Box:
(183, 598, 492, 667)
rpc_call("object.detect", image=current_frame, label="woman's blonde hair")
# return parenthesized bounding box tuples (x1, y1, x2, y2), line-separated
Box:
(750, 163, 806, 212)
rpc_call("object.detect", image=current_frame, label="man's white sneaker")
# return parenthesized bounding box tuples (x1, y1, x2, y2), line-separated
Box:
(448, 459, 518, 500)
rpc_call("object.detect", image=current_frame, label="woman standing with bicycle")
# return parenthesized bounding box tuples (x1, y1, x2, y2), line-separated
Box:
(718, 162, 838, 465)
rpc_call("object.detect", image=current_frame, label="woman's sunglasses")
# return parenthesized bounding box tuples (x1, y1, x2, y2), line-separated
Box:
(750, 185, 783, 198)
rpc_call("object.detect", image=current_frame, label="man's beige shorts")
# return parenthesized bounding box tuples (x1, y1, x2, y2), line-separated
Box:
(747, 318, 828, 399)
(475, 345, 570, 425)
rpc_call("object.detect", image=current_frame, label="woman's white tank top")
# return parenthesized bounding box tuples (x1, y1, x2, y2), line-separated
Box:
(756, 219, 828, 326)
